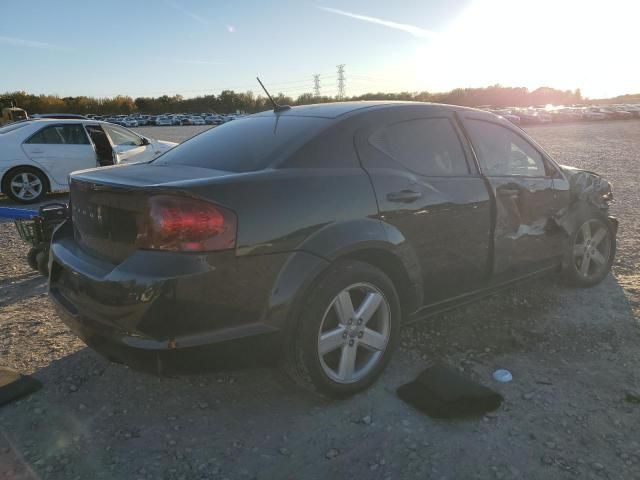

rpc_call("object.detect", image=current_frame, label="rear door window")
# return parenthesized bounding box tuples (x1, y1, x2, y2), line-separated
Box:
(369, 118, 470, 176)
(153, 116, 330, 172)
(25, 124, 90, 145)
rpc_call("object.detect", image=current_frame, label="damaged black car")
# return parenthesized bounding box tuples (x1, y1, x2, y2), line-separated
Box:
(48, 102, 617, 397)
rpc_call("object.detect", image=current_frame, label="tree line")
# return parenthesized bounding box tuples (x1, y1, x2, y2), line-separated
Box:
(1, 85, 633, 116)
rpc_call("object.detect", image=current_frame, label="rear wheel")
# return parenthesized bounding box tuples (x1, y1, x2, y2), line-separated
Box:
(563, 212, 615, 287)
(285, 260, 401, 398)
(2, 167, 48, 204)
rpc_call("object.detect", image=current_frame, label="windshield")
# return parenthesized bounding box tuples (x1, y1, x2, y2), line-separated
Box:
(153, 115, 329, 172)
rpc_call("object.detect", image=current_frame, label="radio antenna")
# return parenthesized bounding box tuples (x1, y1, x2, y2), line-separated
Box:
(256, 77, 291, 113)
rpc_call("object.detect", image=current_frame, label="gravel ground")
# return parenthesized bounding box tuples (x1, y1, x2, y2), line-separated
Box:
(1, 121, 639, 480)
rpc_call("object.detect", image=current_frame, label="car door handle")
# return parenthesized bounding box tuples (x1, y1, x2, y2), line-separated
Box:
(30, 150, 44, 154)
(387, 190, 423, 203)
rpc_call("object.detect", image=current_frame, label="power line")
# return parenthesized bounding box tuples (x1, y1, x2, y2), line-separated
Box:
(90, 72, 346, 100)
(276, 85, 315, 94)
(94, 77, 320, 99)
(350, 74, 390, 81)
(337, 64, 346, 100)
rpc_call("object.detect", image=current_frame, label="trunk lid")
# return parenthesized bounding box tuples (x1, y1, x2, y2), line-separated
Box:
(69, 164, 235, 263)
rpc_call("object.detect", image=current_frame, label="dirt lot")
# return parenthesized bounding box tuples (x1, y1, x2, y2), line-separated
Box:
(1, 121, 639, 480)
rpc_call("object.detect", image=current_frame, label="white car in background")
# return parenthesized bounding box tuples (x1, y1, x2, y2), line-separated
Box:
(622, 104, 640, 117)
(581, 108, 608, 121)
(204, 114, 224, 125)
(110, 116, 128, 126)
(0, 119, 177, 203)
(189, 115, 206, 125)
(122, 117, 139, 127)
(489, 109, 521, 124)
(155, 116, 173, 126)
(135, 115, 150, 126)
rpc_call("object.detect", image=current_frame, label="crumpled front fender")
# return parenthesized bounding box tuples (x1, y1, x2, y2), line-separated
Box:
(560, 164, 613, 209)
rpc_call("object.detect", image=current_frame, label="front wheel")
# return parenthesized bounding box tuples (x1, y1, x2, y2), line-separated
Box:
(563, 212, 616, 287)
(285, 260, 401, 398)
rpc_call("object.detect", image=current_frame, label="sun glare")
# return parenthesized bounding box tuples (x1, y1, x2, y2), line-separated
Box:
(412, 0, 640, 98)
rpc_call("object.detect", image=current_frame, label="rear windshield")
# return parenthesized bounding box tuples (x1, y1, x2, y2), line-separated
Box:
(0, 122, 30, 134)
(152, 115, 330, 172)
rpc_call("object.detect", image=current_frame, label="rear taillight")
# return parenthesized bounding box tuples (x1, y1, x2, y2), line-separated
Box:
(136, 195, 236, 252)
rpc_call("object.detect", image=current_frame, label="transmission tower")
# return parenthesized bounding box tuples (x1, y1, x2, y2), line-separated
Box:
(336, 64, 346, 100)
(313, 74, 321, 97)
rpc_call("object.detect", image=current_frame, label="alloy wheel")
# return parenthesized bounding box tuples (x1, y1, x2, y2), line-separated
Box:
(573, 219, 611, 280)
(10, 172, 43, 201)
(317, 282, 391, 384)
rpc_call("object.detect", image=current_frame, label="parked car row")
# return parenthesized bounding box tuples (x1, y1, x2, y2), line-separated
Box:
(482, 104, 640, 125)
(36, 103, 640, 129)
(83, 112, 246, 127)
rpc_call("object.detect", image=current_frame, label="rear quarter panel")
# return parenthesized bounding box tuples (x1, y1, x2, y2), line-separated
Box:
(0, 137, 67, 192)
(186, 168, 384, 258)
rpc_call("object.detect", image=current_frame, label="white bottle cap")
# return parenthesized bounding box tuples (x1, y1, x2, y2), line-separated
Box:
(493, 369, 513, 383)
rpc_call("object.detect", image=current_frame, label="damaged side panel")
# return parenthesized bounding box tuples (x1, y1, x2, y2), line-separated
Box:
(489, 176, 567, 279)
(487, 165, 615, 282)
(458, 113, 616, 284)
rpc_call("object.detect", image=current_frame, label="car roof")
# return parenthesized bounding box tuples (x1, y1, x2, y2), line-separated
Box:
(8, 119, 126, 129)
(24, 118, 83, 124)
(32, 114, 88, 119)
(252, 101, 487, 120)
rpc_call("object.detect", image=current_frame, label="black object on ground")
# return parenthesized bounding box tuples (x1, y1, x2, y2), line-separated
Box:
(397, 364, 503, 419)
(0, 367, 42, 407)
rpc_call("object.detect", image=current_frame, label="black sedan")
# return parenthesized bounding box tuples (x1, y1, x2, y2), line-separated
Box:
(48, 102, 617, 397)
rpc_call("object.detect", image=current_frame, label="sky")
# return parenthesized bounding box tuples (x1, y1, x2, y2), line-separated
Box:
(1, 0, 638, 99)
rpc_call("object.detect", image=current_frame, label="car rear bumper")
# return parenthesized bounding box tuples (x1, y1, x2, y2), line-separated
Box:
(49, 294, 281, 373)
(49, 221, 293, 372)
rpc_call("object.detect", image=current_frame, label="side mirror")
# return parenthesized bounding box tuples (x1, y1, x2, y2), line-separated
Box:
(141, 137, 150, 146)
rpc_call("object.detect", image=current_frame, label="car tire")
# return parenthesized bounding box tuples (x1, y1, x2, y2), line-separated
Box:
(284, 260, 401, 398)
(2, 167, 48, 204)
(562, 209, 616, 287)
(26, 247, 39, 271)
(36, 248, 49, 277)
